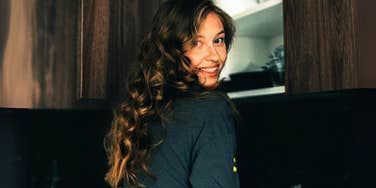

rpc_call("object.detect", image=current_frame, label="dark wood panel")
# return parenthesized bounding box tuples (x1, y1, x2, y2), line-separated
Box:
(78, 0, 161, 105)
(106, 0, 140, 105)
(355, 1, 376, 88)
(0, 0, 160, 109)
(0, 0, 79, 108)
(78, 0, 110, 100)
(0, 0, 10, 101)
(284, 0, 358, 94)
(0, 0, 9, 64)
(32, 0, 79, 108)
(106, 0, 160, 105)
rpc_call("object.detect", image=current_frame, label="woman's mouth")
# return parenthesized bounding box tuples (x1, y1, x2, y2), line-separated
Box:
(198, 66, 219, 76)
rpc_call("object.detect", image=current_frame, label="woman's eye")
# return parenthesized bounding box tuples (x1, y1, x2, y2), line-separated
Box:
(192, 41, 202, 47)
(214, 37, 224, 44)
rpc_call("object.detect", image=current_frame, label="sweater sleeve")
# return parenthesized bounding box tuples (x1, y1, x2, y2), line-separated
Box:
(189, 98, 239, 188)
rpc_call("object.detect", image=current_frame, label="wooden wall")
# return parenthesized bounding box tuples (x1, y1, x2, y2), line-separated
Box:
(355, 0, 376, 88)
(31, 0, 79, 108)
(106, 0, 161, 106)
(284, 0, 376, 94)
(0, 0, 160, 109)
(284, 0, 358, 94)
(0, 0, 10, 100)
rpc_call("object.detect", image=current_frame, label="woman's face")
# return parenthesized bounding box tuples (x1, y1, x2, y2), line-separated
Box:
(184, 12, 227, 88)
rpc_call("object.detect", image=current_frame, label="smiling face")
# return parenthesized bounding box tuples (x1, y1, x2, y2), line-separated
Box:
(184, 12, 227, 89)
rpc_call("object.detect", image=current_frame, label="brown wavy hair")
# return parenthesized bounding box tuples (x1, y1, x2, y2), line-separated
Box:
(104, 0, 235, 187)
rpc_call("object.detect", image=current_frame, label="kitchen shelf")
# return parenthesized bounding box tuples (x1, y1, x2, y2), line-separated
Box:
(234, 0, 283, 38)
(232, 0, 282, 19)
(227, 86, 285, 99)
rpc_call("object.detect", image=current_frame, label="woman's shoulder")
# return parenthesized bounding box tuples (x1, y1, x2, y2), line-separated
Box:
(170, 91, 236, 127)
(175, 90, 232, 111)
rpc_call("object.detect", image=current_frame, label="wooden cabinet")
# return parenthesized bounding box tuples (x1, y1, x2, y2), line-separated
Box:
(0, 0, 79, 109)
(0, 0, 160, 109)
(78, 0, 161, 107)
(77, 0, 110, 101)
(354, 1, 376, 89)
(284, 0, 376, 94)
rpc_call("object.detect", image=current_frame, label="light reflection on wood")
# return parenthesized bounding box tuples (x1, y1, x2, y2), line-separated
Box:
(0, 0, 78, 109)
(1, 0, 35, 108)
(0, 0, 160, 109)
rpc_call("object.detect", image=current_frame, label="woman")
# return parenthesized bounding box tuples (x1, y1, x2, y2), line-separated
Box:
(104, 0, 239, 187)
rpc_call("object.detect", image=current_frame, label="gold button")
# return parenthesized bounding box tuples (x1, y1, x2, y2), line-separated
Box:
(233, 157, 236, 163)
(233, 166, 237, 172)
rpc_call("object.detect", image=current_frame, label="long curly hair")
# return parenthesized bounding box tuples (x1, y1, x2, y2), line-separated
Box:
(104, 0, 235, 187)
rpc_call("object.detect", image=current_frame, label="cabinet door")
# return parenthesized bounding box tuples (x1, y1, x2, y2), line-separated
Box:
(284, 0, 358, 94)
(0, 0, 160, 109)
(78, 0, 161, 107)
(77, 0, 110, 102)
(355, 0, 376, 88)
(0, 0, 79, 108)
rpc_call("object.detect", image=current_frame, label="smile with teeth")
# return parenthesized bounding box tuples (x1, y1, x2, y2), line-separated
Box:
(199, 66, 218, 73)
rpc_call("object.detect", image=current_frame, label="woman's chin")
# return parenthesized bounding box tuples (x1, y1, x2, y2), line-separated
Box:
(199, 78, 219, 89)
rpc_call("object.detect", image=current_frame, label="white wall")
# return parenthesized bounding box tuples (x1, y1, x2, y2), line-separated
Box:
(268, 35, 283, 55)
(213, 0, 259, 17)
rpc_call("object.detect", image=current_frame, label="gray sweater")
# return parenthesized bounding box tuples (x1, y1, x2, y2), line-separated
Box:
(137, 91, 239, 188)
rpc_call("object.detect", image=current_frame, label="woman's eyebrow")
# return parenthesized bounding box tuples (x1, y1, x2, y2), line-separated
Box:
(196, 30, 225, 38)
(216, 30, 225, 36)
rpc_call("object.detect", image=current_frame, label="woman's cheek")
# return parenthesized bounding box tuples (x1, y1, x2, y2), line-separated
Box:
(220, 47, 227, 61)
(190, 55, 204, 68)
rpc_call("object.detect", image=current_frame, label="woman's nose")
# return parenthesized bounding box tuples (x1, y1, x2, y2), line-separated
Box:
(206, 45, 220, 61)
